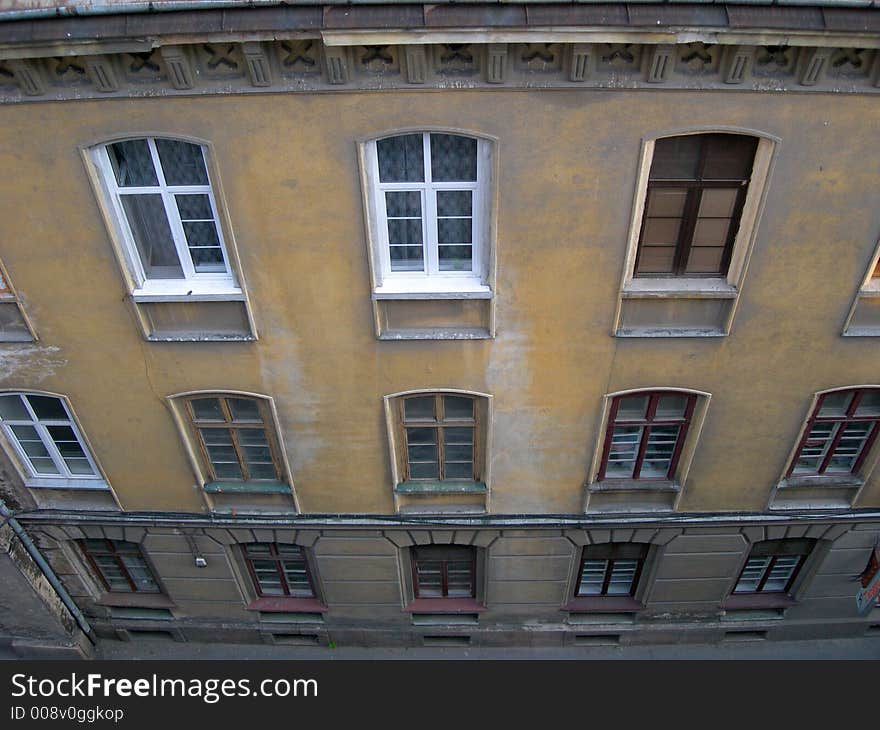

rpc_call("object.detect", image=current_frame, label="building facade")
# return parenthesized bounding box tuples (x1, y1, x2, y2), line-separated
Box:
(1, 0, 880, 649)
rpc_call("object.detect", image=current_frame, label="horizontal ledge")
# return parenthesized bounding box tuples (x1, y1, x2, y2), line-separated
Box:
(404, 598, 486, 614)
(616, 329, 727, 338)
(395, 480, 487, 495)
(246, 597, 326, 614)
(204, 481, 292, 495)
(722, 593, 797, 611)
(132, 291, 245, 303)
(146, 334, 256, 342)
(373, 291, 493, 301)
(842, 328, 880, 337)
(562, 596, 644, 613)
(26, 479, 110, 491)
(379, 328, 493, 341)
(778, 476, 863, 490)
(588, 480, 680, 493)
(95, 593, 176, 610)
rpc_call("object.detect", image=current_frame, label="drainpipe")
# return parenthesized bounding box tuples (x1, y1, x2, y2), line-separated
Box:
(0, 499, 94, 644)
(0, 1, 291, 22)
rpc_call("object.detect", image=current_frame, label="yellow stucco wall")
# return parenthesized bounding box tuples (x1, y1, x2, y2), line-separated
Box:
(0, 89, 877, 514)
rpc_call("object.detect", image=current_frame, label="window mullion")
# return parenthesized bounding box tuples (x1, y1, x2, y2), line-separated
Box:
(112, 548, 139, 593)
(817, 421, 846, 475)
(163, 188, 195, 279)
(441, 559, 449, 597)
(34, 422, 72, 478)
(423, 134, 439, 275)
(756, 556, 775, 592)
(674, 186, 702, 274)
(601, 559, 613, 595)
(270, 544, 291, 596)
(229, 426, 250, 481)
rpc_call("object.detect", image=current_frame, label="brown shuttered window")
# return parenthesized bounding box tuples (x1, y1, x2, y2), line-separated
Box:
(576, 543, 649, 597)
(412, 545, 476, 598)
(79, 539, 160, 594)
(400, 394, 481, 482)
(733, 539, 815, 594)
(598, 391, 696, 481)
(635, 133, 758, 277)
(243, 543, 316, 598)
(788, 388, 880, 478)
(184, 395, 284, 483)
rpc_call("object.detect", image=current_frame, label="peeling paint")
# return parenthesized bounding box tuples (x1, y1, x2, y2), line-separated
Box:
(0, 345, 65, 383)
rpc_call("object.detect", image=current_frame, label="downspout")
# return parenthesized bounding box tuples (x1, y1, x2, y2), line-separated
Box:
(0, 499, 94, 644)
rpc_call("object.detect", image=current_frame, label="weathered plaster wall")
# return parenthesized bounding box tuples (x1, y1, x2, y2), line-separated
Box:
(0, 89, 877, 514)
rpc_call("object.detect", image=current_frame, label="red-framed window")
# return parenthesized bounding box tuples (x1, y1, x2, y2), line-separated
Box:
(243, 543, 316, 598)
(598, 391, 697, 481)
(733, 539, 815, 595)
(575, 543, 649, 597)
(635, 133, 758, 277)
(411, 545, 476, 598)
(788, 388, 880, 478)
(78, 539, 160, 594)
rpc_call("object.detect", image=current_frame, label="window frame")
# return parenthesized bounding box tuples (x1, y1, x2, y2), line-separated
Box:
(0, 258, 36, 343)
(411, 545, 477, 599)
(597, 390, 697, 482)
(842, 237, 880, 336)
(0, 391, 109, 490)
(360, 128, 496, 299)
(384, 389, 491, 492)
(168, 390, 296, 507)
(78, 538, 161, 594)
(242, 542, 318, 599)
(574, 543, 649, 598)
(85, 135, 244, 301)
(731, 539, 815, 596)
(785, 387, 880, 480)
(613, 128, 777, 337)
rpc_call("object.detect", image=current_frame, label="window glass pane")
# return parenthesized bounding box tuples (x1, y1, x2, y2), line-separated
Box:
(181, 221, 225, 273)
(645, 188, 687, 217)
(155, 139, 209, 186)
(577, 560, 608, 596)
(734, 557, 769, 593)
(692, 218, 731, 247)
(120, 194, 184, 279)
(635, 245, 676, 274)
(702, 134, 757, 180)
(0, 394, 28, 421)
(94, 555, 132, 591)
(389, 245, 424, 272)
(430, 134, 477, 181)
(438, 245, 473, 272)
(409, 461, 439, 479)
(445, 462, 473, 479)
(446, 561, 474, 596)
(26, 395, 67, 421)
(655, 394, 688, 419)
(605, 425, 641, 478)
(818, 391, 853, 417)
(793, 421, 836, 474)
(437, 218, 472, 245)
(46, 425, 94, 475)
(245, 544, 272, 558)
(119, 554, 159, 592)
(175, 193, 213, 220)
(437, 190, 472, 217)
(607, 560, 639, 595)
(762, 556, 800, 592)
(444, 427, 473, 444)
(415, 560, 443, 597)
(684, 247, 725, 274)
(640, 425, 680, 478)
(642, 218, 681, 245)
(10, 425, 58, 474)
(190, 398, 224, 421)
(377, 134, 424, 182)
(405, 427, 437, 445)
(108, 140, 158, 187)
(407, 444, 438, 462)
(650, 136, 702, 179)
(856, 391, 880, 417)
(404, 397, 435, 421)
(616, 395, 648, 421)
(699, 188, 738, 217)
(228, 398, 262, 422)
(250, 559, 284, 595)
(387, 219, 422, 245)
(826, 422, 873, 473)
(444, 396, 473, 420)
(385, 191, 421, 218)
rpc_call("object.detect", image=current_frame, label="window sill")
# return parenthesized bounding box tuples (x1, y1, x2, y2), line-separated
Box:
(132, 284, 244, 303)
(588, 479, 680, 493)
(203, 480, 291, 495)
(395, 480, 487, 495)
(95, 593, 175, 609)
(622, 278, 738, 300)
(25, 478, 110, 491)
(562, 596, 644, 613)
(373, 279, 492, 300)
(722, 593, 797, 611)
(778, 475, 863, 490)
(404, 598, 486, 614)
(246, 597, 326, 613)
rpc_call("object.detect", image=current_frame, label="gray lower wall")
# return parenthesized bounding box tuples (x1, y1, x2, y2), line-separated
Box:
(22, 518, 880, 647)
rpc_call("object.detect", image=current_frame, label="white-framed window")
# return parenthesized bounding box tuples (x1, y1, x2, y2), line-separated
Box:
(90, 137, 239, 300)
(0, 393, 107, 489)
(363, 131, 493, 298)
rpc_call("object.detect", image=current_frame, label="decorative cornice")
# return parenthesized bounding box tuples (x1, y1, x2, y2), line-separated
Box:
(1, 37, 880, 103)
